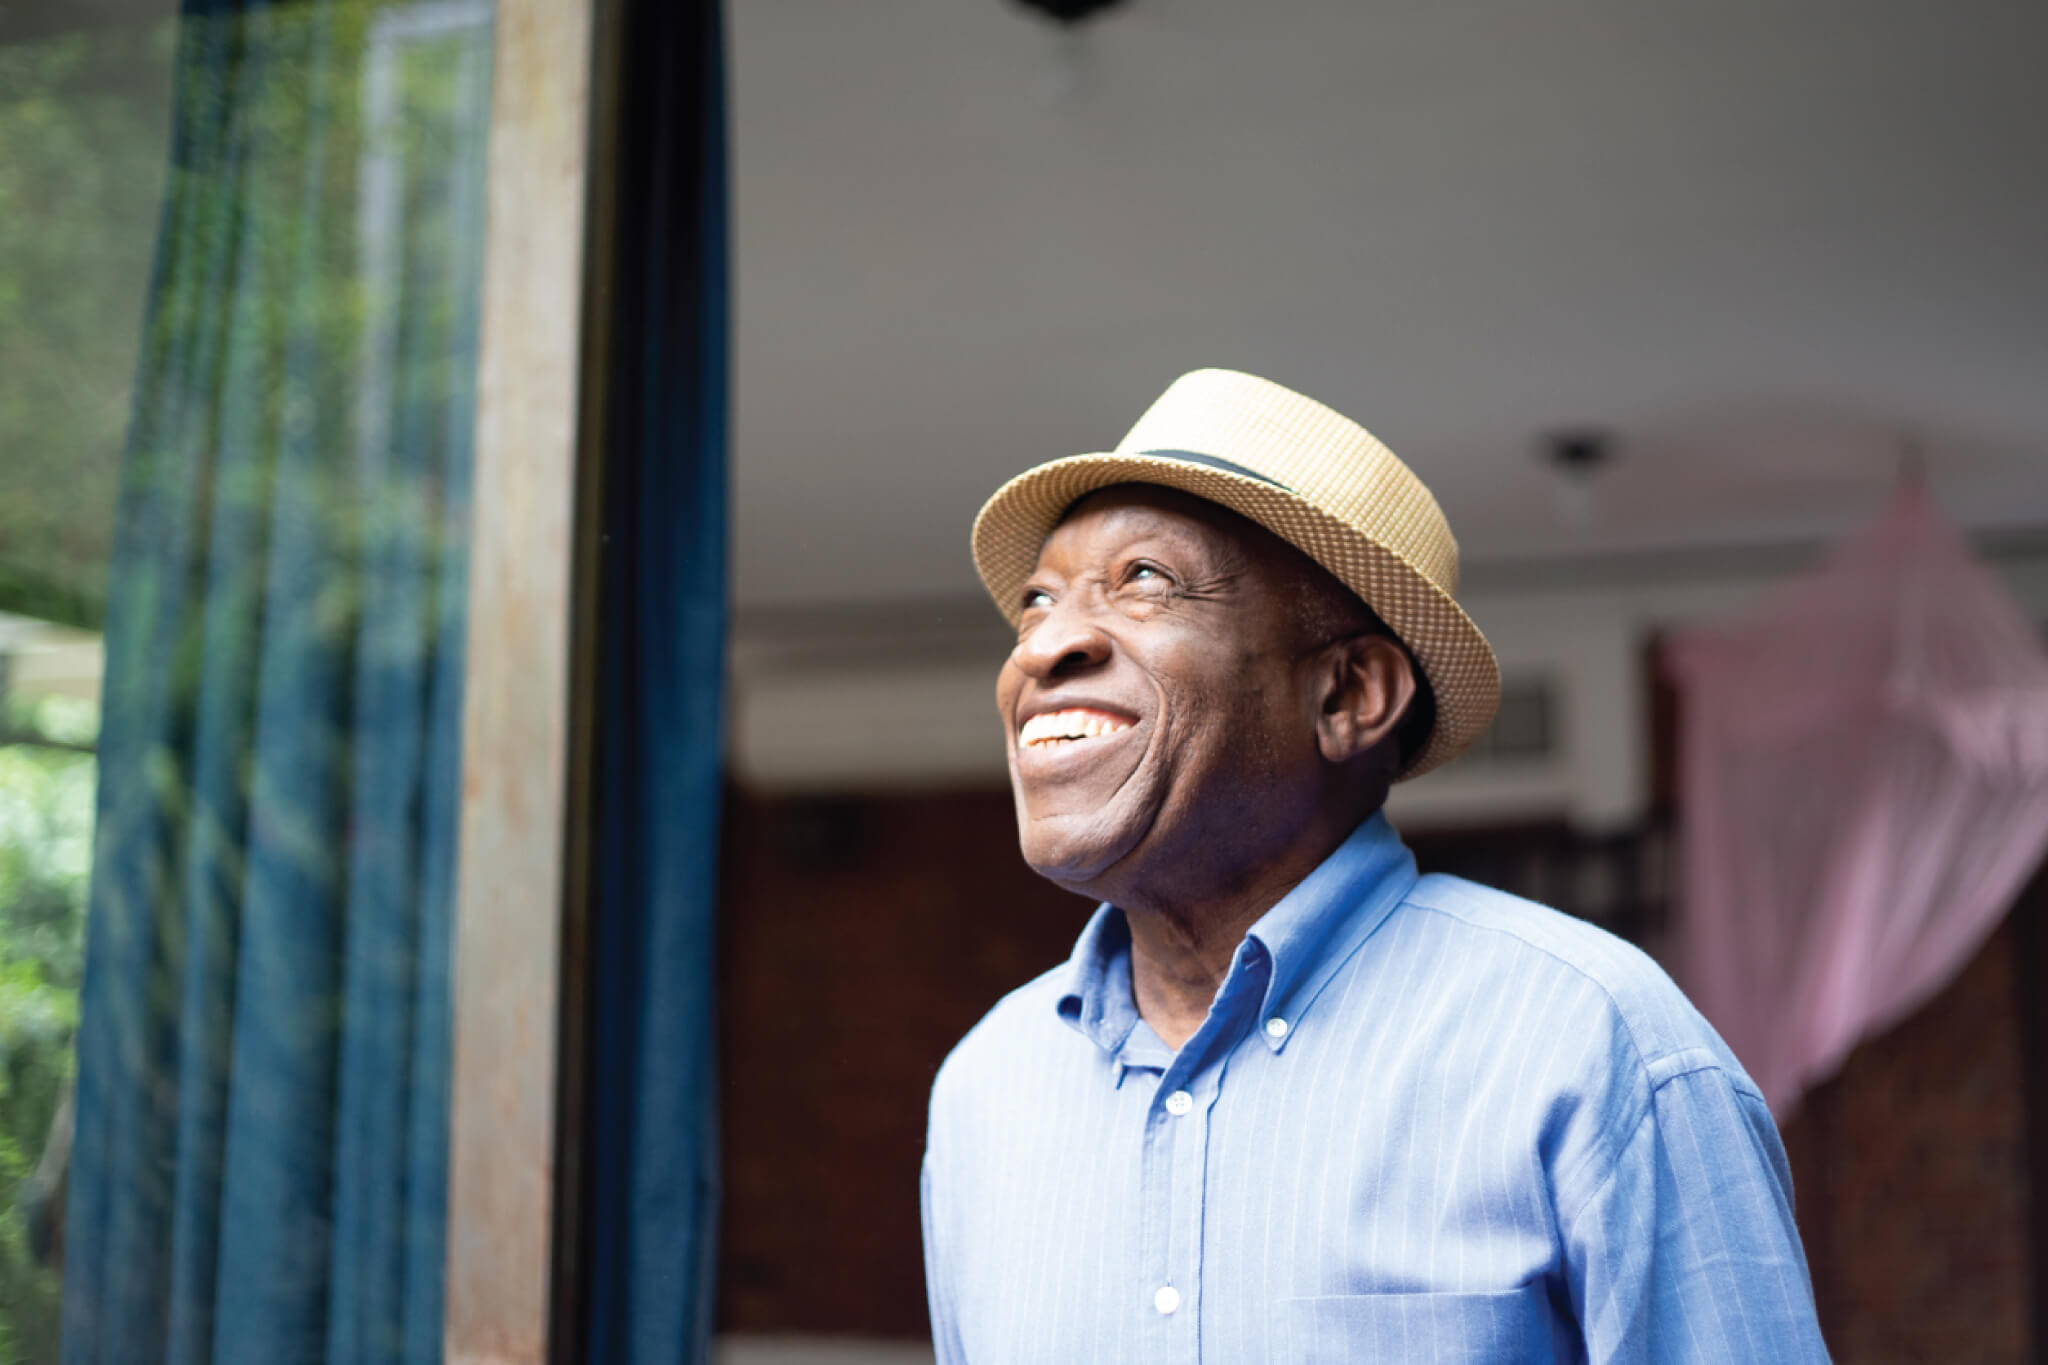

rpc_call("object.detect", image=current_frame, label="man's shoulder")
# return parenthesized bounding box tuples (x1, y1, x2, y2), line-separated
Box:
(1399, 871, 1658, 981)
(929, 963, 1074, 1110)
(1397, 871, 1741, 1083)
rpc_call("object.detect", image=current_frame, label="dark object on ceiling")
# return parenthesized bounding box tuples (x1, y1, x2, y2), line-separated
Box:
(1011, 0, 1130, 26)
(1544, 429, 1615, 475)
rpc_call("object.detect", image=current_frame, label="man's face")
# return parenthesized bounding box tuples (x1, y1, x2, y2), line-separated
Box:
(995, 485, 1333, 899)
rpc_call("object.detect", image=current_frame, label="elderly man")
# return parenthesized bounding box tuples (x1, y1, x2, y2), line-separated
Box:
(921, 370, 1829, 1363)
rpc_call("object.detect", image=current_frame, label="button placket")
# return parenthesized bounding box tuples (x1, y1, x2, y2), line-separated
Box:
(1135, 1075, 1181, 1358)
(1166, 1069, 1220, 1359)
(1138, 954, 1258, 1360)
(1137, 1064, 1217, 1363)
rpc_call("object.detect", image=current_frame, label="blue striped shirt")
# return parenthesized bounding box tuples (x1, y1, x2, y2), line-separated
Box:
(922, 813, 1829, 1363)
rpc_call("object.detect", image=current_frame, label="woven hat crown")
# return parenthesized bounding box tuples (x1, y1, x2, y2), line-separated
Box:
(971, 369, 1500, 778)
(1115, 371, 1461, 594)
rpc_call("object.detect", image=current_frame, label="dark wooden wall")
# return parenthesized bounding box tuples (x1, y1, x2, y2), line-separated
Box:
(1780, 877, 2043, 1365)
(713, 787, 1092, 1336)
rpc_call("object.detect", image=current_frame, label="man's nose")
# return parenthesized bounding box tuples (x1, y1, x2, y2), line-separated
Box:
(1010, 598, 1112, 679)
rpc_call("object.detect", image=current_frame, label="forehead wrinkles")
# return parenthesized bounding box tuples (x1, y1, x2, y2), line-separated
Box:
(1042, 491, 1348, 648)
(1073, 493, 1366, 645)
(1037, 490, 1259, 583)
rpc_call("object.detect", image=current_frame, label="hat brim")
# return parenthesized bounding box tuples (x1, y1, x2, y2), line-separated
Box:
(971, 452, 1501, 780)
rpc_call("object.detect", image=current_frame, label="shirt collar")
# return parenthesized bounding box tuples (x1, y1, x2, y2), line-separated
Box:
(1244, 810, 1417, 1052)
(1056, 811, 1418, 1058)
(1055, 897, 1141, 1056)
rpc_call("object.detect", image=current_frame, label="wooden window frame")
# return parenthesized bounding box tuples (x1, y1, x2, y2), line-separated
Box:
(444, 0, 625, 1359)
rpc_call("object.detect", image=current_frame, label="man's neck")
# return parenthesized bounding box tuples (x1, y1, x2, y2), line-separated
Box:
(1077, 788, 1386, 1053)
(1116, 842, 1339, 1052)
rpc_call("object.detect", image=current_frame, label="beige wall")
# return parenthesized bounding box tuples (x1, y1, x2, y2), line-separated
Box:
(729, 543, 2048, 828)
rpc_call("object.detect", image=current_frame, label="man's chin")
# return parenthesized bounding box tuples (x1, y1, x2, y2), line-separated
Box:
(1015, 811, 1143, 895)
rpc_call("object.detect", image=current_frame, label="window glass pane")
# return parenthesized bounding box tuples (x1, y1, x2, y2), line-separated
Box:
(0, 3, 493, 1358)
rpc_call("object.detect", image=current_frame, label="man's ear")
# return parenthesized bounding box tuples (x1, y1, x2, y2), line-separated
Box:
(1313, 634, 1416, 766)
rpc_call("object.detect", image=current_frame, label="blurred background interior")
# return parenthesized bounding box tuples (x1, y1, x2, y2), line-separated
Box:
(1, 1, 2045, 1363)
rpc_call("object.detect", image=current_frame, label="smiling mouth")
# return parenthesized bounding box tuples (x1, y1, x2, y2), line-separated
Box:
(1019, 707, 1136, 749)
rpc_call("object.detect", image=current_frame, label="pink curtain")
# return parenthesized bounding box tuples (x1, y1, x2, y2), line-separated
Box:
(1667, 485, 2048, 1117)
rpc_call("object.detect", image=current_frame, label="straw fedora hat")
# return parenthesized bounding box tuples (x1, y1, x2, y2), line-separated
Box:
(971, 368, 1500, 780)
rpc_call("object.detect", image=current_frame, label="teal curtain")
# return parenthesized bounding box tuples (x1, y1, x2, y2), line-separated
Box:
(582, 2, 728, 1362)
(60, 2, 491, 1362)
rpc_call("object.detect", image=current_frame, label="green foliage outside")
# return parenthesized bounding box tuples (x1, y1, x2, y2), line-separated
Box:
(0, 694, 97, 1365)
(0, 4, 490, 1356)
(0, 24, 175, 632)
(0, 18, 168, 1359)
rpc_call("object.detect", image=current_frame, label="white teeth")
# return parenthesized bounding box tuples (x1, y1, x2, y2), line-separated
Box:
(1021, 708, 1134, 747)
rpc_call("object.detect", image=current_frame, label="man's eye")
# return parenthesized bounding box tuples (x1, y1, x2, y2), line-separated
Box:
(1021, 588, 1053, 611)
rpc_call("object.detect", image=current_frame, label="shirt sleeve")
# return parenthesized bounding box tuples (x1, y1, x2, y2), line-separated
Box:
(1557, 1064, 1832, 1364)
(921, 1155, 968, 1365)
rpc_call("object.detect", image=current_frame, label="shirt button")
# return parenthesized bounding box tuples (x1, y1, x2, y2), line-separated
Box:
(1165, 1089, 1194, 1116)
(1154, 1285, 1181, 1315)
(1264, 1016, 1290, 1040)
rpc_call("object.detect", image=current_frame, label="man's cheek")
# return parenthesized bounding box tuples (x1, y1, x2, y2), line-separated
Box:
(994, 670, 1021, 737)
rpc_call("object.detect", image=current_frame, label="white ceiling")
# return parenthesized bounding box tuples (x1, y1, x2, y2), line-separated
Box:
(728, 0, 2048, 612)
